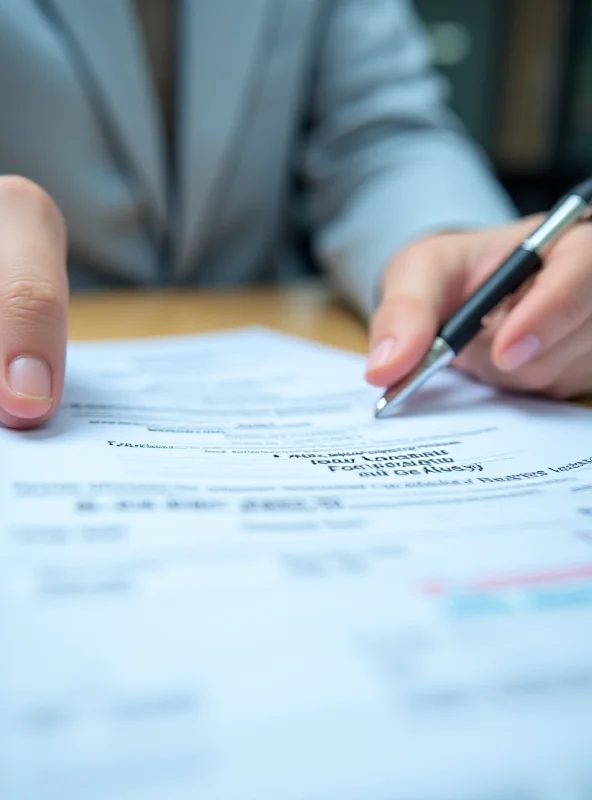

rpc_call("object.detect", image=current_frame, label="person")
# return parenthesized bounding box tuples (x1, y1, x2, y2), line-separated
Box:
(0, 0, 590, 432)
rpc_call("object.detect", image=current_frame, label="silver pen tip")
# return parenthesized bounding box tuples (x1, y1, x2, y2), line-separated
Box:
(375, 396, 389, 416)
(374, 370, 422, 418)
(374, 336, 455, 419)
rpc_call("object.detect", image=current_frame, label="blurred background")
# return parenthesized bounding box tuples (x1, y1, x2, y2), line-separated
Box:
(412, 0, 592, 214)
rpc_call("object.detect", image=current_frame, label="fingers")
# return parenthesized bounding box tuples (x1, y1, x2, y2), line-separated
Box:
(455, 315, 592, 396)
(366, 215, 592, 403)
(0, 176, 68, 429)
(365, 234, 467, 388)
(365, 218, 544, 391)
(452, 221, 592, 400)
(492, 222, 592, 372)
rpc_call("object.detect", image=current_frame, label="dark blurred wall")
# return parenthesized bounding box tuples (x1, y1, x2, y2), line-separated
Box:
(413, 0, 592, 213)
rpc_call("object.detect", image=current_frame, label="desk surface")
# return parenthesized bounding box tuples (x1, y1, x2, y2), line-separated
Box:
(68, 284, 592, 409)
(68, 282, 369, 354)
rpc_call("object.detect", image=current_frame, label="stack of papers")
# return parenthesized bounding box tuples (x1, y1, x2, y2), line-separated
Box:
(2, 327, 592, 799)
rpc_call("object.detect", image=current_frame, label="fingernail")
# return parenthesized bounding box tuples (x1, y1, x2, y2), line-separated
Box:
(500, 334, 541, 371)
(367, 337, 398, 371)
(7, 356, 52, 400)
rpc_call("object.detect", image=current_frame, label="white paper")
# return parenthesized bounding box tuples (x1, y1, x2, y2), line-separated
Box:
(2, 327, 592, 799)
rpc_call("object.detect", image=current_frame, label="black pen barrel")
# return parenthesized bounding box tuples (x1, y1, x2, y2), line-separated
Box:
(438, 246, 541, 353)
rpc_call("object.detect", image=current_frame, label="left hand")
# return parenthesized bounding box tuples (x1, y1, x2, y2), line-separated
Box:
(365, 216, 592, 401)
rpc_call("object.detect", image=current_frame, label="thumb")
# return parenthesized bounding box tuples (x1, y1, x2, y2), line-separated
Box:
(0, 177, 68, 429)
(365, 233, 467, 388)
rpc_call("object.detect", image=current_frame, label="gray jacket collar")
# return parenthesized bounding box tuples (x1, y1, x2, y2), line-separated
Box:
(46, 0, 276, 276)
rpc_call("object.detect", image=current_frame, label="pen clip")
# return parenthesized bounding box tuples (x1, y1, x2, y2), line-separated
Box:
(522, 193, 589, 254)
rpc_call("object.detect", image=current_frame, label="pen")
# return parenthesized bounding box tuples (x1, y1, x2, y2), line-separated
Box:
(375, 177, 592, 418)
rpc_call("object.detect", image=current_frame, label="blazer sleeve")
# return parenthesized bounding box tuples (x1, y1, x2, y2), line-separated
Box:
(301, 0, 517, 319)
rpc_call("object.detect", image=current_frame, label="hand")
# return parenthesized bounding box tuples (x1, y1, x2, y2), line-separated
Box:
(0, 176, 68, 429)
(366, 216, 592, 401)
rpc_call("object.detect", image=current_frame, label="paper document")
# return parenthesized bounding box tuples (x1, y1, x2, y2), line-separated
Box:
(2, 327, 592, 799)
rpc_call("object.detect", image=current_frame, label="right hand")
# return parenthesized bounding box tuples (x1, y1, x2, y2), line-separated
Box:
(0, 176, 68, 429)
(365, 216, 592, 402)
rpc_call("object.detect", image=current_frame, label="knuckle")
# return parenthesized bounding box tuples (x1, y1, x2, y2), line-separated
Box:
(3, 278, 63, 326)
(382, 292, 427, 319)
(371, 292, 434, 342)
(385, 245, 426, 284)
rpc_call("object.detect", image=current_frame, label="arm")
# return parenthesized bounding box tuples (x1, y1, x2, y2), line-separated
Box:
(302, 0, 517, 319)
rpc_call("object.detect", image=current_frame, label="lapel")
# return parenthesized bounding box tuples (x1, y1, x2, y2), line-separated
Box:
(174, 0, 277, 276)
(46, 0, 167, 229)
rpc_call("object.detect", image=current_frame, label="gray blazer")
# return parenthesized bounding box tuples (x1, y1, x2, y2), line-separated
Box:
(0, 0, 515, 318)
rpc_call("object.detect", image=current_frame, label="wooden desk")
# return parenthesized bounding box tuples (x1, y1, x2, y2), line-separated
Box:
(68, 284, 592, 409)
(68, 282, 369, 353)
